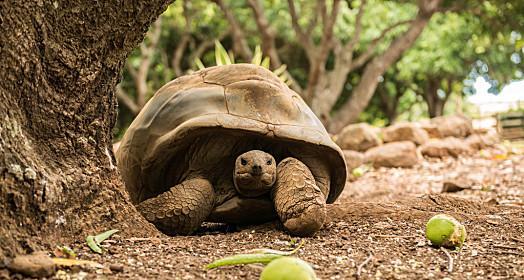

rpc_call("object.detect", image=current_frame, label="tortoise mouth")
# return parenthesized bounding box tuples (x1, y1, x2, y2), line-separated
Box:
(234, 172, 275, 197)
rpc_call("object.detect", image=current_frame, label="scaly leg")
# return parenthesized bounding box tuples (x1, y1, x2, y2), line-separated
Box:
(136, 178, 215, 235)
(272, 158, 327, 236)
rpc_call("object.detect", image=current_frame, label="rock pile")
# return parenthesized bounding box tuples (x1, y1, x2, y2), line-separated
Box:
(336, 114, 498, 170)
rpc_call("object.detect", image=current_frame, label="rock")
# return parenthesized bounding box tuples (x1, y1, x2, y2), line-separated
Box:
(109, 264, 124, 273)
(418, 121, 441, 138)
(342, 150, 365, 180)
(442, 180, 471, 193)
(430, 115, 473, 138)
(420, 137, 473, 158)
(7, 252, 56, 278)
(335, 123, 382, 151)
(382, 123, 429, 145)
(0, 269, 10, 280)
(364, 141, 419, 168)
(342, 150, 365, 171)
(465, 132, 499, 150)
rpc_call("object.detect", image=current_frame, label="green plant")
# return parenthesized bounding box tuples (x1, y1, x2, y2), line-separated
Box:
(194, 41, 290, 85)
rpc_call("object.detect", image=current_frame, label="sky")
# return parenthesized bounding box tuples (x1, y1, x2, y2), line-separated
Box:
(467, 77, 524, 115)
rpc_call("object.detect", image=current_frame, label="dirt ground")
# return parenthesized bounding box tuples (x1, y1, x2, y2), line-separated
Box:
(4, 145, 524, 279)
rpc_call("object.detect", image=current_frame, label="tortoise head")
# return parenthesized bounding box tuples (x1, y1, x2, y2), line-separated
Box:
(234, 150, 276, 197)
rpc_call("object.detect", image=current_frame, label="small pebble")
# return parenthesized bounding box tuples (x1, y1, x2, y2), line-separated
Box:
(110, 264, 124, 273)
(0, 269, 10, 280)
(7, 252, 56, 278)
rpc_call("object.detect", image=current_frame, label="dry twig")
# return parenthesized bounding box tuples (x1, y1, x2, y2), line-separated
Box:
(492, 249, 524, 256)
(510, 237, 524, 244)
(356, 251, 373, 279)
(493, 244, 521, 250)
(440, 247, 453, 273)
(371, 234, 418, 239)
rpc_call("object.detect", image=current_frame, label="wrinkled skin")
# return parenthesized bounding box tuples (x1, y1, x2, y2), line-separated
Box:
(136, 149, 327, 236)
(233, 150, 276, 197)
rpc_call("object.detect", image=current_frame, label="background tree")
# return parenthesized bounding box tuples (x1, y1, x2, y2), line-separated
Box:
(218, 0, 446, 130)
(378, 5, 524, 120)
(113, 0, 524, 138)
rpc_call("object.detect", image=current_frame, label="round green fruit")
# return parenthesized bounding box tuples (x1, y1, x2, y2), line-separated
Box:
(260, 257, 316, 280)
(425, 214, 467, 248)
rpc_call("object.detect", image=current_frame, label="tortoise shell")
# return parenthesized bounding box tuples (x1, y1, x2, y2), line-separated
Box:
(116, 64, 346, 205)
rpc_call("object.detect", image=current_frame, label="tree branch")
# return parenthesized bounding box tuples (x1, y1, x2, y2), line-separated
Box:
(344, 0, 367, 54)
(159, 49, 172, 83)
(287, 0, 313, 49)
(135, 17, 162, 107)
(247, 0, 279, 65)
(302, 0, 341, 103)
(173, 35, 190, 77)
(212, 0, 252, 61)
(126, 61, 138, 80)
(319, 0, 340, 51)
(172, 0, 192, 77)
(350, 19, 413, 71)
(305, 1, 320, 35)
(116, 85, 140, 115)
(189, 30, 229, 66)
(246, 0, 302, 93)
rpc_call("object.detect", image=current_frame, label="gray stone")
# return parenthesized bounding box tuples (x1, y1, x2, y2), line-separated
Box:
(342, 150, 365, 172)
(364, 141, 419, 168)
(420, 137, 473, 158)
(382, 122, 429, 145)
(430, 114, 473, 138)
(335, 123, 382, 151)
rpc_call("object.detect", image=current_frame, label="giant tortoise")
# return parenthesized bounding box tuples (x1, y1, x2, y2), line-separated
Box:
(116, 64, 347, 236)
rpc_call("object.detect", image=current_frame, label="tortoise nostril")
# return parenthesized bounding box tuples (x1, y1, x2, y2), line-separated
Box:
(252, 165, 262, 175)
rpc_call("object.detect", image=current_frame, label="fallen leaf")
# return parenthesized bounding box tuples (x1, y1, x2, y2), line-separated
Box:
(52, 258, 102, 268)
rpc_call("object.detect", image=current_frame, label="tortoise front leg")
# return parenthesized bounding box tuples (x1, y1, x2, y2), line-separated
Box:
(272, 158, 327, 236)
(136, 178, 215, 235)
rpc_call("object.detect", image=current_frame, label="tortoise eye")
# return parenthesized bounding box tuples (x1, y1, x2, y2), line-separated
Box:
(241, 158, 247, 166)
(266, 159, 272, 165)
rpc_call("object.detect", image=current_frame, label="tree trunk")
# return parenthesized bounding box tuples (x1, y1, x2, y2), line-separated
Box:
(377, 86, 401, 125)
(0, 0, 171, 258)
(423, 77, 453, 118)
(328, 0, 441, 132)
(423, 78, 443, 118)
(430, 100, 445, 118)
(310, 60, 352, 125)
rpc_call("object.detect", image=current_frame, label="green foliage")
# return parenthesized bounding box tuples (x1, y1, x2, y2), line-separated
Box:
(195, 40, 291, 84)
(366, 5, 523, 122)
(214, 40, 233, 65)
(115, 0, 524, 138)
(86, 229, 119, 254)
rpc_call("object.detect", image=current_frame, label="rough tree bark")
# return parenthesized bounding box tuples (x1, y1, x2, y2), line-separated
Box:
(0, 0, 172, 258)
(329, 0, 442, 132)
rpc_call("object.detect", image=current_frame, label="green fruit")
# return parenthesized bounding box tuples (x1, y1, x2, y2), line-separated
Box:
(425, 214, 467, 248)
(260, 257, 316, 280)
